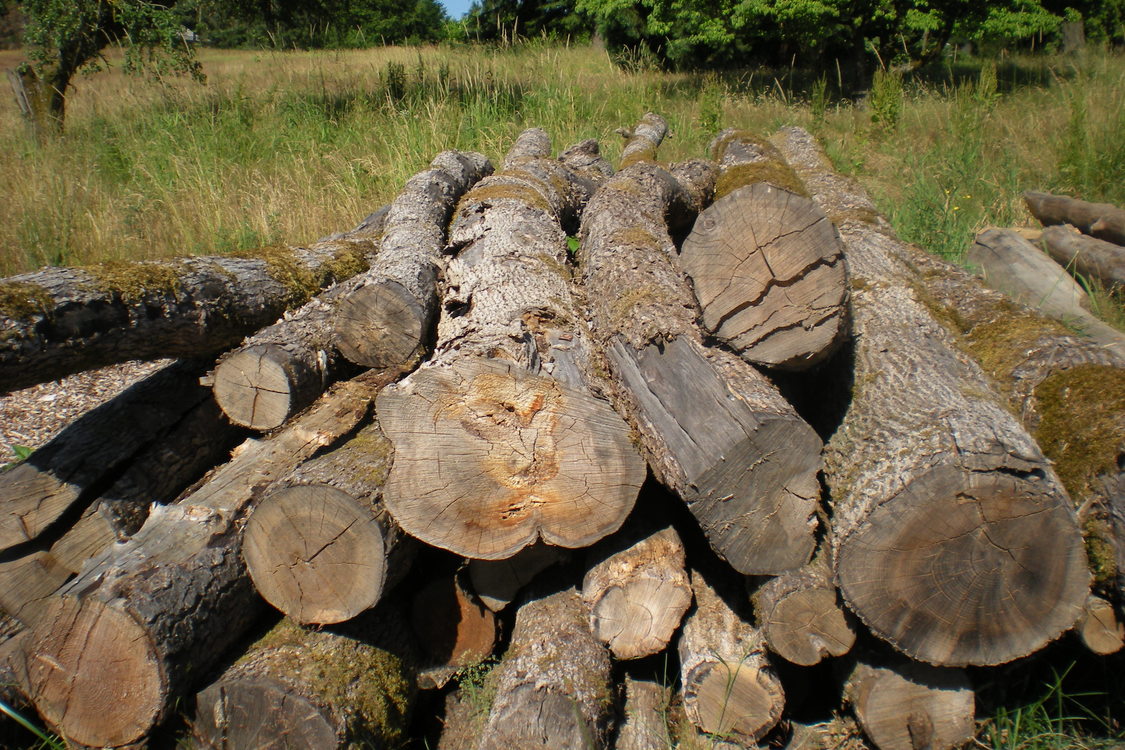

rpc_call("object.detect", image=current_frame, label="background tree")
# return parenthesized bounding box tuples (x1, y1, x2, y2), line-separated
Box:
(464, 0, 588, 42)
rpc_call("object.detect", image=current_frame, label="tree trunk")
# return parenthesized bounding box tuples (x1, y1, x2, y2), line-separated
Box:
(678, 568, 785, 744)
(1023, 190, 1125, 246)
(616, 676, 672, 750)
(193, 608, 418, 749)
(581, 524, 692, 660)
(1076, 594, 1124, 655)
(375, 131, 644, 560)
(410, 571, 497, 689)
(468, 543, 567, 612)
(0, 231, 379, 394)
(23, 378, 376, 748)
(1040, 224, 1125, 290)
(772, 125, 1090, 667)
(578, 128, 822, 575)
(476, 586, 613, 750)
(680, 130, 848, 370)
(8, 63, 65, 141)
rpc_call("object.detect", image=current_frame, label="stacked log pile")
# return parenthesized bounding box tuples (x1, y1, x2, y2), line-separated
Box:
(0, 116, 1121, 750)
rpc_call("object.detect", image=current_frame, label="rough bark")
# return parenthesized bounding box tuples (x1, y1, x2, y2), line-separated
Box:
(23, 378, 376, 748)
(1041, 224, 1125, 290)
(243, 418, 408, 625)
(751, 553, 856, 666)
(772, 125, 1091, 667)
(616, 676, 673, 750)
(843, 655, 975, 750)
(476, 586, 613, 750)
(468, 543, 567, 612)
(376, 131, 644, 560)
(581, 525, 691, 660)
(330, 151, 493, 378)
(618, 112, 668, 168)
(1076, 594, 1124, 655)
(1023, 190, 1125, 246)
(0, 232, 382, 394)
(680, 130, 847, 370)
(678, 568, 785, 744)
(193, 608, 417, 749)
(578, 148, 822, 575)
(411, 571, 497, 689)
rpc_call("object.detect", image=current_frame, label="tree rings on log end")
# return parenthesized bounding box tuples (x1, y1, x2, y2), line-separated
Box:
(28, 597, 163, 748)
(334, 280, 426, 372)
(846, 660, 975, 750)
(836, 465, 1089, 666)
(245, 485, 387, 625)
(377, 358, 644, 560)
(195, 678, 339, 748)
(681, 183, 847, 370)
(684, 660, 784, 743)
(213, 344, 317, 430)
(763, 587, 856, 666)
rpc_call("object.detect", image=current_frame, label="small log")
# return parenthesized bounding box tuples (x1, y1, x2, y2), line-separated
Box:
(680, 130, 847, 369)
(193, 608, 418, 749)
(1023, 190, 1125, 246)
(244, 419, 407, 626)
(619, 111, 668, 167)
(616, 676, 673, 750)
(476, 586, 613, 750)
(678, 568, 785, 744)
(773, 125, 1090, 667)
(0, 360, 214, 553)
(751, 553, 856, 666)
(376, 130, 643, 560)
(1041, 224, 1125, 290)
(581, 524, 691, 660)
(579, 122, 822, 575)
(468, 543, 566, 612)
(411, 571, 497, 689)
(1076, 594, 1124, 655)
(437, 684, 488, 750)
(331, 151, 493, 377)
(843, 655, 975, 750)
(24, 378, 376, 748)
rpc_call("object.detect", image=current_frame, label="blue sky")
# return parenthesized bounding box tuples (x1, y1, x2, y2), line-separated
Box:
(438, 0, 474, 20)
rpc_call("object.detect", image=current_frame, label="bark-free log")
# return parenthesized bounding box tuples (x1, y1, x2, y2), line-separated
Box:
(678, 569, 785, 744)
(244, 419, 406, 625)
(332, 151, 493, 377)
(581, 525, 692, 660)
(193, 610, 417, 749)
(24, 379, 375, 748)
(468, 542, 566, 612)
(579, 140, 821, 574)
(0, 552, 70, 628)
(772, 125, 1090, 667)
(680, 130, 847, 369)
(1023, 190, 1125, 246)
(476, 586, 613, 750)
(1041, 224, 1125, 290)
(1076, 594, 1124, 655)
(411, 572, 497, 689)
(376, 131, 643, 560)
(616, 676, 673, 750)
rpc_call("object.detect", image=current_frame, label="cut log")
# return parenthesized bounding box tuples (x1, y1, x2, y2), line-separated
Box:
(772, 125, 1091, 667)
(581, 525, 692, 660)
(193, 608, 418, 749)
(619, 111, 668, 168)
(376, 130, 644, 560)
(24, 378, 376, 748)
(843, 655, 975, 750)
(0, 629, 31, 711)
(616, 676, 673, 750)
(244, 418, 408, 626)
(411, 571, 497, 689)
(476, 586, 613, 750)
(468, 542, 566, 612)
(1041, 223, 1125, 290)
(578, 127, 822, 575)
(678, 568, 785, 744)
(1023, 190, 1125, 246)
(680, 130, 847, 369)
(0, 232, 381, 394)
(0, 552, 70, 628)
(751, 553, 856, 666)
(0, 359, 216, 553)
(1076, 594, 1124, 655)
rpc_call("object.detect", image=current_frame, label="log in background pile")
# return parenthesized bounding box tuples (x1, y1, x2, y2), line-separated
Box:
(0, 116, 1123, 750)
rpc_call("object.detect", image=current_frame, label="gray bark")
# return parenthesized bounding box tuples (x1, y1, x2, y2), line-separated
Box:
(1023, 190, 1125, 246)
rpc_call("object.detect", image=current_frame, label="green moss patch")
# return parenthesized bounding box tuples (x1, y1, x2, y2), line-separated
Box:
(321, 239, 375, 283)
(1084, 516, 1119, 587)
(619, 146, 658, 170)
(962, 314, 1071, 387)
(462, 179, 552, 215)
(715, 162, 808, 200)
(828, 206, 883, 227)
(86, 260, 183, 304)
(0, 281, 53, 320)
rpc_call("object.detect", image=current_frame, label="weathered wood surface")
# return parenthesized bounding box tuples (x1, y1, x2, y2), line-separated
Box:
(772, 125, 1090, 667)
(410, 571, 496, 689)
(193, 609, 417, 749)
(678, 568, 785, 744)
(23, 378, 376, 748)
(680, 130, 847, 370)
(616, 676, 673, 750)
(581, 524, 692, 660)
(843, 655, 975, 750)
(376, 131, 644, 560)
(476, 586, 613, 750)
(0, 552, 70, 628)
(1076, 594, 1124, 655)
(1041, 223, 1125, 290)
(578, 129, 821, 575)
(1024, 190, 1125, 246)
(468, 543, 566, 612)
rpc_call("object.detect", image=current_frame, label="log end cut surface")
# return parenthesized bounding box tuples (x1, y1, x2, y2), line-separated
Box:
(685, 660, 785, 742)
(212, 344, 310, 430)
(28, 597, 163, 748)
(764, 587, 856, 666)
(846, 660, 975, 750)
(836, 466, 1089, 666)
(334, 280, 426, 372)
(195, 678, 339, 748)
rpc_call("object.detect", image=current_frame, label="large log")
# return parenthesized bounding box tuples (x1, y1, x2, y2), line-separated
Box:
(772, 126, 1090, 667)
(476, 586, 613, 750)
(680, 130, 847, 369)
(23, 378, 376, 748)
(193, 608, 418, 749)
(616, 676, 673, 750)
(578, 123, 822, 575)
(0, 229, 381, 394)
(1040, 224, 1125, 290)
(1023, 190, 1125, 246)
(0, 552, 70, 628)
(375, 131, 644, 560)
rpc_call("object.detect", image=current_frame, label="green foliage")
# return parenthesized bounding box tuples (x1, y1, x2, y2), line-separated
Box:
(869, 67, 903, 132)
(464, 0, 588, 42)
